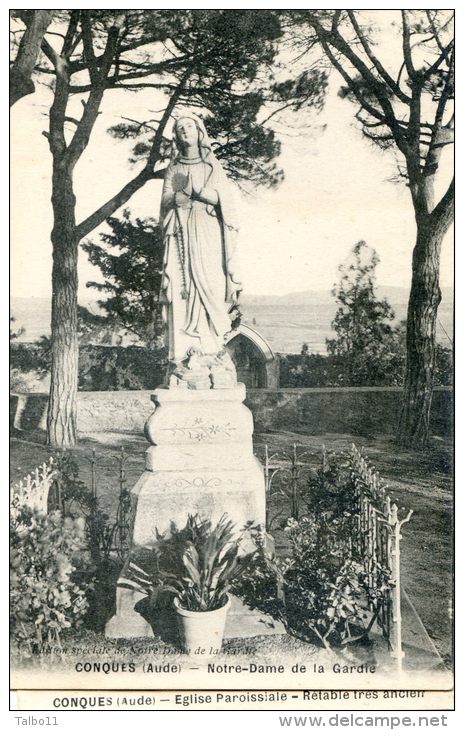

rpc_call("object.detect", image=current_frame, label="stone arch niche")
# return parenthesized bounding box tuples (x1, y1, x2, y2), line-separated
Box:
(225, 324, 279, 389)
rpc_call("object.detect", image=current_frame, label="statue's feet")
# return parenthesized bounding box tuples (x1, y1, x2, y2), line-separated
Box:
(167, 348, 237, 390)
(169, 349, 212, 389)
(209, 348, 237, 389)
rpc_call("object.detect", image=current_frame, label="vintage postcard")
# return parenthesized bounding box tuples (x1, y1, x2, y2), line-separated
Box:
(10, 7, 454, 713)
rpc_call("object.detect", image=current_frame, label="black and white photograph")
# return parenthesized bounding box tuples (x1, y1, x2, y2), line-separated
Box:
(9, 6, 455, 714)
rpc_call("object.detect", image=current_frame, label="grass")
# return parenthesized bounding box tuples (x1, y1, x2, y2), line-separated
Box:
(10, 426, 453, 665)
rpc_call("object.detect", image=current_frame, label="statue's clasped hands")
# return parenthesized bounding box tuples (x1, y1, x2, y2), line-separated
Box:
(175, 172, 218, 208)
(174, 190, 192, 208)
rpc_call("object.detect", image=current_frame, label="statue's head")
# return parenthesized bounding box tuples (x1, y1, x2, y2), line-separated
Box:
(174, 117, 199, 151)
(172, 115, 212, 160)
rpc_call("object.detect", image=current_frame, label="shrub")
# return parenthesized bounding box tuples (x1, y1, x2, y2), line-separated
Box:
(78, 345, 167, 391)
(236, 518, 368, 649)
(435, 344, 453, 387)
(50, 451, 130, 631)
(280, 517, 365, 648)
(234, 451, 369, 649)
(10, 343, 167, 392)
(10, 508, 90, 656)
(232, 524, 285, 622)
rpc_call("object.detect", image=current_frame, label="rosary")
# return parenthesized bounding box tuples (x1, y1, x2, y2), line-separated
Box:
(175, 216, 188, 300)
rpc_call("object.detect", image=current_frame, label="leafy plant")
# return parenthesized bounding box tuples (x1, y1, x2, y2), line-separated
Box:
(10, 507, 90, 657)
(171, 514, 242, 611)
(232, 523, 285, 622)
(134, 514, 242, 612)
(280, 516, 366, 649)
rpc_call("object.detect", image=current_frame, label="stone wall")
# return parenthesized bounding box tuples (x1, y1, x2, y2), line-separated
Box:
(245, 387, 452, 437)
(11, 387, 452, 438)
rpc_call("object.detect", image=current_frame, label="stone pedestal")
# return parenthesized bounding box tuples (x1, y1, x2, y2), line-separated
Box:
(105, 383, 266, 638)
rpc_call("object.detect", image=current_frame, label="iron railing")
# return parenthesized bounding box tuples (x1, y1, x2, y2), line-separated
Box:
(257, 442, 413, 671)
(11, 442, 412, 669)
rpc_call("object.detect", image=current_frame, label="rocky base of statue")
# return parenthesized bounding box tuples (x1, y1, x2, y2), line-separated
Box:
(167, 347, 237, 390)
(105, 382, 267, 639)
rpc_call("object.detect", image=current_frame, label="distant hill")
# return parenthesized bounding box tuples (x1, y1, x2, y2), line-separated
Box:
(241, 286, 453, 310)
(11, 287, 453, 355)
(10, 297, 102, 345)
(242, 286, 453, 353)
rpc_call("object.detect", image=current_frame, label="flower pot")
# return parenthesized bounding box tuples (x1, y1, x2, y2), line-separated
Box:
(173, 596, 231, 655)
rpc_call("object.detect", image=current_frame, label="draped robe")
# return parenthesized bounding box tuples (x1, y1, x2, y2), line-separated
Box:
(160, 156, 241, 363)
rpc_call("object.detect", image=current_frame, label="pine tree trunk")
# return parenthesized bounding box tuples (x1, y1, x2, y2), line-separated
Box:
(398, 220, 446, 448)
(46, 169, 78, 447)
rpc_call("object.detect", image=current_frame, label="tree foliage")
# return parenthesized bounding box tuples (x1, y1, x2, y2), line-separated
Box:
(104, 10, 327, 192)
(286, 10, 454, 189)
(326, 241, 401, 385)
(82, 212, 165, 349)
(76, 306, 114, 345)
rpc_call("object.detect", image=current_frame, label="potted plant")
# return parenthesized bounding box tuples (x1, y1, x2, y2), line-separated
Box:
(165, 513, 242, 654)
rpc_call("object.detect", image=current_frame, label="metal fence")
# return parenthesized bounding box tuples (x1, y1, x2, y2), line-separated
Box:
(12, 448, 134, 564)
(10, 458, 55, 521)
(11, 442, 412, 669)
(257, 441, 413, 671)
(349, 444, 412, 671)
(259, 442, 323, 529)
(73, 447, 133, 562)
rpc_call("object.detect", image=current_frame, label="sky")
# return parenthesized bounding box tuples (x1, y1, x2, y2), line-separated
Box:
(10, 13, 454, 302)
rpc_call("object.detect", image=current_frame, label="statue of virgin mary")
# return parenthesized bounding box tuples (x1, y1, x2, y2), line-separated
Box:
(160, 115, 242, 385)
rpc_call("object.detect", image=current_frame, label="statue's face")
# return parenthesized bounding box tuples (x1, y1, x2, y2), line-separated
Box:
(175, 118, 199, 149)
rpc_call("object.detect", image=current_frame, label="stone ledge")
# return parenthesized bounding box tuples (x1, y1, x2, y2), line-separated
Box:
(153, 383, 246, 403)
(10, 387, 453, 437)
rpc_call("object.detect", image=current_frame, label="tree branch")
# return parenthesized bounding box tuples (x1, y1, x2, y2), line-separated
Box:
(401, 11, 417, 79)
(75, 168, 155, 241)
(307, 16, 410, 156)
(80, 12, 98, 82)
(10, 9, 54, 106)
(145, 72, 188, 169)
(69, 80, 177, 93)
(426, 10, 447, 55)
(424, 47, 453, 176)
(319, 39, 386, 125)
(61, 10, 80, 58)
(423, 39, 454, 79)
(347, 11, 411, 104)
(331, 10, 342, 32)
(48, 73, 68, 157)
(362, 129, 394, 143)
(65, 16, 125, 168)
(407, 81, 422, 179)
(75, 72, 189, 239)
(430, 176, 454, 233)
(40, 37, 66, 77)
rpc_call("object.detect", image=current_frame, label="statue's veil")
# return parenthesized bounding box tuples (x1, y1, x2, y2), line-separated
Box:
(171, 114, 218, 180)
(168, 113, 242, 302)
